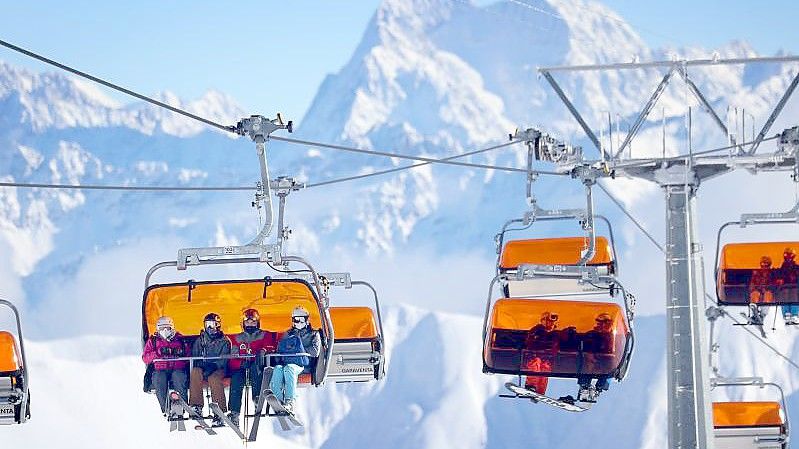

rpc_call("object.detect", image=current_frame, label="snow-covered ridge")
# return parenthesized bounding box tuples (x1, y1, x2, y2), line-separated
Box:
(0, 60, 244, 136)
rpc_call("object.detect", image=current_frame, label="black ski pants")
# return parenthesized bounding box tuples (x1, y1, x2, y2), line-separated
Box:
(153, 368, 188, 413)
(228, 364, 265, 414)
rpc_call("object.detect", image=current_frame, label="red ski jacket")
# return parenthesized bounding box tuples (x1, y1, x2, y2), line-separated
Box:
(228, 329, 279, 371)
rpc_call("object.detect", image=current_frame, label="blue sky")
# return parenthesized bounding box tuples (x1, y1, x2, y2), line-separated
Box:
(0, 1, 795, 126)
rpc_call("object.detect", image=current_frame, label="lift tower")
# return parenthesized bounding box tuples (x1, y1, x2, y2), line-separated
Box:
(533, 56, 799, 448)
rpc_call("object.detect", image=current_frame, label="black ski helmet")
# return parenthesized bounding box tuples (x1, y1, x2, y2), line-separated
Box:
(203, 312, 222, 332)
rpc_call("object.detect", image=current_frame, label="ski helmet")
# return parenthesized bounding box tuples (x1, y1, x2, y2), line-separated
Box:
(291, 306, 310, 329)
(203, 312, 222, 334)
(242, 308, 261, 331)
(156, 316, 176, 340)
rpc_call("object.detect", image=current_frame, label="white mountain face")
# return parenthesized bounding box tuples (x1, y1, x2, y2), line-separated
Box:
(1, 0, 799, 448)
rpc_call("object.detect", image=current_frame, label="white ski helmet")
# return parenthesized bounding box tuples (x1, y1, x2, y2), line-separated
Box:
(291, 306, 310, 329)
(156, 316, 176, 340)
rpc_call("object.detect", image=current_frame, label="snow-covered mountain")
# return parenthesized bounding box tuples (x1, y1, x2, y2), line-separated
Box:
(2, 0, 799, 448)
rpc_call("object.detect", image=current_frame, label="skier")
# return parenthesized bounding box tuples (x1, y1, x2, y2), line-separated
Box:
(777, 248, 799, 324)
(142, 316, 190, 416)
(748, 256, 775, 304)
(522, 311, 559, 395)
(576, 313, 614, 402)
(188, 313, 232, 427)
(269, 306, 321, 413)
(226, 309, 278, 426)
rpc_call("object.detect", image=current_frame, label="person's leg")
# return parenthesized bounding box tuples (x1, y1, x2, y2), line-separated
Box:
(208, 369, 228, 412)
(595, 375, 610, 391)
(189, 367, 205, 407)
(152, 369, 170, 413)
(250, 364, 264, 404)
(282, 364, 304, 402)
(228, 369, 245, 414)
(171, 369, 188, 407)
(270, 365, 286, 402)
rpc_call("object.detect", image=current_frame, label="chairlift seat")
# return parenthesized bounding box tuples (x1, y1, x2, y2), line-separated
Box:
(717, 242, 799, 306)
(483, 298, 630, 379)
(0, 331, 24, 425)
(143, 279, 328, 387)
(499, 237, 615, 297)
(327, 307, 383, 382)
(713, 401, 787, 449)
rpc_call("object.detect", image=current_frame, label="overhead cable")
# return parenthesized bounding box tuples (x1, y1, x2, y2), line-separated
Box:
(0, 182, 253, 192)
(0, 37, 549, 176)
(0, 38, 236, 134)
(271, 135, 533, 173)
(307, 140, 529, 188)
(596, 183, 665, 252)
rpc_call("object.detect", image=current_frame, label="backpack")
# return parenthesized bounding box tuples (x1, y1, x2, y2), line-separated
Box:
(277, 332, 309, 367)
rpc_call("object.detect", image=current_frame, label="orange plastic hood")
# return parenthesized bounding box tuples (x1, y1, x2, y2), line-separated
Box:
(488, 298, 628, 334)
(143, 279, 322, 342)
(500, 236, 614, 270)
(0, 331, 21, 372)
(713, 401, 783, 428)
(330, 307, 378, 340)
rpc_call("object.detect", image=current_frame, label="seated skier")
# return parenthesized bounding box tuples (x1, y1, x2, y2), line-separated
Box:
(269, 306, 321, 413)
(142, 316, 189, 418)
(575, 313, 615, 402)
(523, 311, 559, 395)
(188, 313, 232, 427)
(227, 308, 278, 426)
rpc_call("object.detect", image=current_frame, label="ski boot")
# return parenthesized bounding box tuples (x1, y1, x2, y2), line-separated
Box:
(577, 386, 598, 403)
(227, 411, 240, 427)
(211, 415, 225, 428)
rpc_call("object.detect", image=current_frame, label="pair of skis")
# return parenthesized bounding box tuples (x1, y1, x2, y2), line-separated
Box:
(168, 391, 217, 435)
(502, 382, 592, 412)
(248, 366, 303, 440)
(168, 392, 247, 439)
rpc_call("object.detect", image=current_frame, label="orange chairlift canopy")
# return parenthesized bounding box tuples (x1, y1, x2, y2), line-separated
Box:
(499, 236, 615, 271)
(484, 298, 630, 378)
(329, 307, 378, 340)
(0, 331, 22, 373)
(713, 401, 784, 428)
(717, 241, 799, 305)
(142, 279, 323, 343)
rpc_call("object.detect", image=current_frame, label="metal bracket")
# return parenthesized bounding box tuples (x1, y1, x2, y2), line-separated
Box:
(515, 263, 606, 284)
(270, 176, 305, 250)
(177, 244, 282, 270)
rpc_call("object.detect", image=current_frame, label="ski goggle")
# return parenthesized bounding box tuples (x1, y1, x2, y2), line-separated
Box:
(204, 320, 221, 330)
(292, 316, 308, 323)
(243, 318, 258, 325)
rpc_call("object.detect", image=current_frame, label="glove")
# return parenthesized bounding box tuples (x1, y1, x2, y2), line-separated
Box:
(173, 346, 184, 356)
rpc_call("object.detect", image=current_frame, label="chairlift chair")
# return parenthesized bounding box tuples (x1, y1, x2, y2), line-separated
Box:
(712, 377, 789, 449)
(0, 299, 30, 425)
(484, 177, 635, 409)
(714, 200, 799, 326)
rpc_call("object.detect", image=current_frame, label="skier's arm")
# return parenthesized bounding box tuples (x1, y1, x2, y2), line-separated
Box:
(142, 337, 157, 364)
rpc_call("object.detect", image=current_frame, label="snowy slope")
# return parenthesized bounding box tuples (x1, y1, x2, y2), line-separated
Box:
(1, 0, 799, 448)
